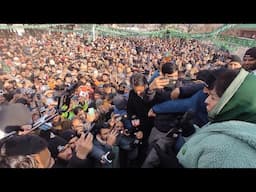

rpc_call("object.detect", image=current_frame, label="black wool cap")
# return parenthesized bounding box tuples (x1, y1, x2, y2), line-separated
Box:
(3, 135, 48, 156)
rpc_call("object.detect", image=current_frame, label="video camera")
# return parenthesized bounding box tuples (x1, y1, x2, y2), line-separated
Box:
(88, 142, 116, 165)
(56, 82, 79, 113)
(164, 79, 177, 89)
(113, 114, 128, 122)
(116, 133, 142, 151)
(65, 82, 79, 93)
(164, 111, 195, 139)
(101, 151, 115, 164)
(113, 114, 142, 149)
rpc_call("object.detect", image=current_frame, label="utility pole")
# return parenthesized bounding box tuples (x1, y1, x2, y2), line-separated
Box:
(92, 24, 96, 41)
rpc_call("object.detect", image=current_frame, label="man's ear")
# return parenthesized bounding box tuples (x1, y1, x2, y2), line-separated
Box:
(31, 148, 53, 168)
(31, 154, 44, 168)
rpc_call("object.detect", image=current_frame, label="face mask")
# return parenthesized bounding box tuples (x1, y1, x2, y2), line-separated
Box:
(46, 98, 54, 106)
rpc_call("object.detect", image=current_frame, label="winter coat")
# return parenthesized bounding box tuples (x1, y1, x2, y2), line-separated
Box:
(177, 120, 256, 168)
(127, 90, 154, 141)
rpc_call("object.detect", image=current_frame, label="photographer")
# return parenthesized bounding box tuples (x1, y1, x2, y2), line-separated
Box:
(112, 118, 143, 168)
(112, 94, 131, 130)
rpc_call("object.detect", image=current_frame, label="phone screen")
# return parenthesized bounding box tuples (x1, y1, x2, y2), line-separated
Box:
(88, 107, 95, 115)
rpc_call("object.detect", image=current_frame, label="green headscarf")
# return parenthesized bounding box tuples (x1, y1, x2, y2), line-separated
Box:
(208, 69, 256, 123)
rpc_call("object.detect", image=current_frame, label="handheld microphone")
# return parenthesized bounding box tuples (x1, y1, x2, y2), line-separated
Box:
(101, 151, 115, 164)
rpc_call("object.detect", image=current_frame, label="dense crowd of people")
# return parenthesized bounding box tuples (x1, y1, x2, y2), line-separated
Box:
(1, 29, 256, 168)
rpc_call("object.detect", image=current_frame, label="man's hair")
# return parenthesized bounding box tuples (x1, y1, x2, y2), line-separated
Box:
(15, 98, 29, 106)
(0, 135, 48, 156)
(95, 122, 111, 134)
(0, 155, 39, 168)
(130, 73, 148, 88)
(244, 47, 256, 59)
(214, 69, 239, 97)
(73, 106, 83, 115)
(196, 68, 228, 90)
(161, 62, 177, 75)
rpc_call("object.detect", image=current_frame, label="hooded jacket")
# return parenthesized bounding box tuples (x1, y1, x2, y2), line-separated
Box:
(177, 120, 256, 168)
(208, 69, 256, 123)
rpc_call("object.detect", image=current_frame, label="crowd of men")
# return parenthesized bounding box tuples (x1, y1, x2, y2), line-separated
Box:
(0, 29, 256, 168)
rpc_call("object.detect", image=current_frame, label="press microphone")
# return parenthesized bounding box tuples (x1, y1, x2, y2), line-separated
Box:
(101, 151, 115, 164)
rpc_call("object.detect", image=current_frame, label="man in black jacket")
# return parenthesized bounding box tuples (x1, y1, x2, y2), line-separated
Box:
(142, 62, 187, 168)
(47, 132, 94, 168)
(127, 73, 155, 167)
(0, 132, 94, 168)
(0, 134, 55, 168)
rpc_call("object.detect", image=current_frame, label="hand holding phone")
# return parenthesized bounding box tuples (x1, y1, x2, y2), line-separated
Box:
(149, 76, 169, 90)
(87, 108, 96, 122)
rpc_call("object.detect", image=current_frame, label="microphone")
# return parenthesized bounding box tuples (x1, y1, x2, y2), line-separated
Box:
(101, 151, 115, 164)
(4, 125, 23, 134)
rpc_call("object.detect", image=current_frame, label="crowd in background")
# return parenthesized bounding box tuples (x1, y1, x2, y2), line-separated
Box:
(1, 29, 256, 168)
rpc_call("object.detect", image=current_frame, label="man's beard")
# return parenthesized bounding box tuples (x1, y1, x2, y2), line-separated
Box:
(243, 63, 256, 71)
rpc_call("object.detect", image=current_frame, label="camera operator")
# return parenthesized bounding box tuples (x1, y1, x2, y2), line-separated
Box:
(63, 73, 73, 88)
(58, 82, 80, 121)
(54, 77, 66, 91)
(112, 94, 132, 130)
(111, 117, 143, 168)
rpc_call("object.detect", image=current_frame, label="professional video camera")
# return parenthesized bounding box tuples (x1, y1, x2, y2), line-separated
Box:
(115, 132, 141, 151)
(161, 110, 195, 139)
(89, 147, 115, 165)
(178, 110, 195, 137)
(0, 82, 80, 143)
(112, 114, 142, 150)
(56, 82, 79, 113)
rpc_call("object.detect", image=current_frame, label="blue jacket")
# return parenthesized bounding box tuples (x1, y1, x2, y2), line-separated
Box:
(113, 107, 132, 130)
(148, 70, 160, 84)
(90, 138, 113, 168)
(152, 90, 208, 127)
(177, 120, 256, 168)
(179, 83, 205, 99)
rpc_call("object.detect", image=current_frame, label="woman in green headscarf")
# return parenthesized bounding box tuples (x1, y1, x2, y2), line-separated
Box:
(176, 68, 256, 168)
